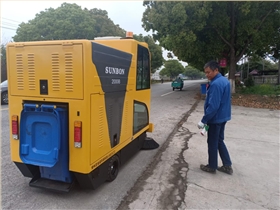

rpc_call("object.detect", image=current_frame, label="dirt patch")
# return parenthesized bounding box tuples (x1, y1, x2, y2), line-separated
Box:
(197, 93, 280, 110)
(231, 94, 280, 110)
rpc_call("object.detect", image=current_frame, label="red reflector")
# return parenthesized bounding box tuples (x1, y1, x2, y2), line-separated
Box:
(12, 121, 18, 134)
(74, 127, 81, 142)
(12, 115, 19, 139)
(74, 121, 82, 148)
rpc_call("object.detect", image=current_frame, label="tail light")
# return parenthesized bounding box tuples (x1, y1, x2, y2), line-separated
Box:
(74, 121, 82, 148)
(12, 115, 19, 140)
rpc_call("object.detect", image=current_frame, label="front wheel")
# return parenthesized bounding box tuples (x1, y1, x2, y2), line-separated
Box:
(172, 87, 175, 91)
(106, 155, 120, 182)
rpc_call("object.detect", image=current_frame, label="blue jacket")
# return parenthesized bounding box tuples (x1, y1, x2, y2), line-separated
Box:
(201, 73, 231, 124)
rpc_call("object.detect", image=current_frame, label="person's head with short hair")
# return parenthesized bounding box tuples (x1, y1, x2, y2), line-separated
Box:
(204, 60, 220, 80)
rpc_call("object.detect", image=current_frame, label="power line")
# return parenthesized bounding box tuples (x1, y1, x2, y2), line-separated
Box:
(2, 17, 21, 24)
(0, 26, 17, 31)
(2, 21, 19, 27)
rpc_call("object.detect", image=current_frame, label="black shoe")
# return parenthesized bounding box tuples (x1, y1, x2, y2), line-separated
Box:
(200, 164, 216, 174)
(217, 165, 233, 175)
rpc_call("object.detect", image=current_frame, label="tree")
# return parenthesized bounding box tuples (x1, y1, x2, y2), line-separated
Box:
(1, 44, 7, 82)
(159, 59, 184, 79)
(87, 8, 125, 37)
(13, 3, 125, 41)
(184, 65, 204, 79)
(142, 1, 280, 92)
(133, 34, 164, 73)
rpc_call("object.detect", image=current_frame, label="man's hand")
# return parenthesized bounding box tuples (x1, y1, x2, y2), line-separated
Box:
(197, 121, 205, 129)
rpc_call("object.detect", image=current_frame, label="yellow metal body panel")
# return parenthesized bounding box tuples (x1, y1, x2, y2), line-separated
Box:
(7, 39, 152, 174)
(7, 41, 84, 99)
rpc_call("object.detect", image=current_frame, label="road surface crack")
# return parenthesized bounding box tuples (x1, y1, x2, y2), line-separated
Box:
(117, 99, 200, 210)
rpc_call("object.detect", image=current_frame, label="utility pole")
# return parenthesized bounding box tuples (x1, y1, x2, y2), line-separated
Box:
(278, 58, 280, 85)
(241, 57, 244, 81)
(247, 57, 249, 79)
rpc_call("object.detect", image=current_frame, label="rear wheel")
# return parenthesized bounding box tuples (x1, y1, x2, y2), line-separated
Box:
(172, 87, 175, 91)
(106, 155, 120, 182)
(1, 91, 8, 105)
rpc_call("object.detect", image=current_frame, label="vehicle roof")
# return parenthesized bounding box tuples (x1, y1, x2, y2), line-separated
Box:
(1, 80, 7, 86)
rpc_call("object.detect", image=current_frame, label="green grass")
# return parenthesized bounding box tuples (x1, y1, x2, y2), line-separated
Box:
(238, 84, 280, 96)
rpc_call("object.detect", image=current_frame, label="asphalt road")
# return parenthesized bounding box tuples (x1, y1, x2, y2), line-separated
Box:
(1, 80, 205, 210)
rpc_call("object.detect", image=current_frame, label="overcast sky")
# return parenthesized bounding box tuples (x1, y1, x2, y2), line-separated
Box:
(1, 1, 150, 43)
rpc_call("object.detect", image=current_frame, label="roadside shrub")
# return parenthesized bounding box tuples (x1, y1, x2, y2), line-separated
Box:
(274, 85, 280, 95)
(240, 84, 280, 95)
(244, 75, 254, 87)
(256, 84, 274, 95)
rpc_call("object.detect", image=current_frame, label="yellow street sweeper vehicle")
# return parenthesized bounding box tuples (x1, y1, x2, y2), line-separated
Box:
(6, 32, 158, 192)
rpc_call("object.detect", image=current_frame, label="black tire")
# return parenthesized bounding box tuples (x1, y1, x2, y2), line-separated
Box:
(172, 87, 175, 91)
(1, 91, 8, 105)
(106, 155, 120, 182)
(180, 88, 182, 91)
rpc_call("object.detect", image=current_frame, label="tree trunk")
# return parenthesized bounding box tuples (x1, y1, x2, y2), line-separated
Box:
(229, 1, 236, 94)
(229, 49, 236, 94)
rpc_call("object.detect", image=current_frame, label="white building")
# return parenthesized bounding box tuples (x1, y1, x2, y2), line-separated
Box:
(151, 69, 161, 80)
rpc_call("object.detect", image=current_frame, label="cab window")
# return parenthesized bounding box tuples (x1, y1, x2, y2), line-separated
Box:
(136, 45, 150, 90)
(133, 101, 149, 134)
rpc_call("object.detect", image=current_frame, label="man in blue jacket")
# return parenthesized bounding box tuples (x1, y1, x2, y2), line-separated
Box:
(198, 60, 233, 175)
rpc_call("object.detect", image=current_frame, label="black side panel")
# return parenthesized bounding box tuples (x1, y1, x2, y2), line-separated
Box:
(91, 42, 132, 148)
(120, 132, 146, 166)
(74, 133, 146, 190)
(105, 92, 125, 147)
(74, 158, 109, 190)
(14, 162, 40, 178)
(91, 42, 132, 93)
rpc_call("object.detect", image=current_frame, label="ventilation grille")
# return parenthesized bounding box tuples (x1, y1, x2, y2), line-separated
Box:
(27, 53, 35, 90)
(98, 106, 104, 148)
(51, 53, 60, 91)
(65, 53, 73, 92)
(12, 46, 82, 98)
(16, 54, 24, 90)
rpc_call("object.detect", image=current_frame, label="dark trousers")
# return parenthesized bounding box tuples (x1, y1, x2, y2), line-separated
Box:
(207, 122, 232, 169)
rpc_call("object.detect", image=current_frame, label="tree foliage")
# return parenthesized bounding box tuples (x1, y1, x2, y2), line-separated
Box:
(133, 34, 164, 73)
(159, 59, 184, 78)
(142, 1, 280, 92)
(184, 65, 204, 79)
(1, 45, 7, 82)
(87, 8, 125, 37)
(13, 3, 125, 41)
